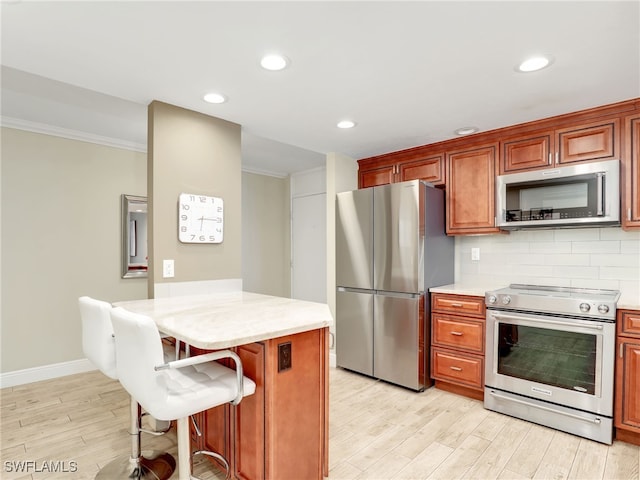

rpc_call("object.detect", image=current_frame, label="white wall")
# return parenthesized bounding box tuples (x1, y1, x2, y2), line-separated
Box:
(456, 227, 640, 296)
(291, 168, 326, 302)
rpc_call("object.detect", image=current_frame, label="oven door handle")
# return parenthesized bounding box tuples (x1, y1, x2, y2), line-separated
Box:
(491, 313, 603, 330)
(488, 390, 602, 424)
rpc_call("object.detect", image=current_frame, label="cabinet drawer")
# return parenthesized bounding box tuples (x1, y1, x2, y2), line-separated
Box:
(432, 314, 484, 353)
(432, 293, 485, 318)
(431, 348, 483, 389)
(620, 311, 640, 338)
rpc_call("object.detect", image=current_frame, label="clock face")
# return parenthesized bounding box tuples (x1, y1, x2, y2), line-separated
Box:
(178, 193, 224, 243)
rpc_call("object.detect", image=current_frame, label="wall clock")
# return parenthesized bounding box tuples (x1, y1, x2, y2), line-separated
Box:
(178, 193, 224, 243)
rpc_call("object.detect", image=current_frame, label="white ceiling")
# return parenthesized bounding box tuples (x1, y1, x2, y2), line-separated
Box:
(1, 1, 639, 177)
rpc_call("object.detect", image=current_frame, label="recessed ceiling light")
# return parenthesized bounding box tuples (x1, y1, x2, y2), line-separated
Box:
(517, 55, 554, 73)
(203, 92, 227, 104)
(337, 120, 356, 129)
(260, 54, 289, 71)
(454, 126, 479, 136)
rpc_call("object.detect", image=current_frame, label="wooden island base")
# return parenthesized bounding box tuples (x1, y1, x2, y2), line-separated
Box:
(191, 327, 329, 480)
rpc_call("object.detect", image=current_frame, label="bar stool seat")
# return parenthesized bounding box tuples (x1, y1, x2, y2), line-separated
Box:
(78, 296, 176, 479)
(110, 306, 256, 480)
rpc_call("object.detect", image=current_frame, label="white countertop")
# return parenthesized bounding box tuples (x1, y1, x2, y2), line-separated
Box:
(114, 291, 334, 350)
(430, 283, 640, 310)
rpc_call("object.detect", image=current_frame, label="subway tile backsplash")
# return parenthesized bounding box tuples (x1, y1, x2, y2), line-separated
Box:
(455, 227, 640, 295)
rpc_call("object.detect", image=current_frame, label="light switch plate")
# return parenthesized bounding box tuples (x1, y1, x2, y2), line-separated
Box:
(163, 259, 175, 278)
(471, 248, 480, 262)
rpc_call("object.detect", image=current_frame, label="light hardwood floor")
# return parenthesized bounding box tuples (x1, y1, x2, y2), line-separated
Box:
(1, 367, 638, 479)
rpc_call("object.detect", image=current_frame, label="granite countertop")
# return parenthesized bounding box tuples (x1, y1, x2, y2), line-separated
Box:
(114, 291, 334, 350)
(430, 283, 640, 311)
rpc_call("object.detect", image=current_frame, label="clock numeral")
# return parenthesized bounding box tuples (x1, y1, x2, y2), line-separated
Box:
(181, 226, 187, 232)
(181, 204, 190, 211)
(181, 214, 188, 221)
(189, 195, 196, 201)
(199, 196, 207, 203)
(209, 235, 216, 241)
(199, 235, 206, 241)
(217, 206, 223, 212)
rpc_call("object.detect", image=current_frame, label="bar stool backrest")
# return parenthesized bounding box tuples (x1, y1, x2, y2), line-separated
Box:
(110, 307, 168, 419)
(78, 296, 117, 380)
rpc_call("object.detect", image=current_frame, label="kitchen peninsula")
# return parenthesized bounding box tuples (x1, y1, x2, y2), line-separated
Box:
(114, 291, 333, 480)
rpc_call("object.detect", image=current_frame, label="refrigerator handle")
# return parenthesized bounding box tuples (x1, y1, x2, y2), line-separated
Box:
(337, 286, 373, 294)
(375, 291, 422, 299)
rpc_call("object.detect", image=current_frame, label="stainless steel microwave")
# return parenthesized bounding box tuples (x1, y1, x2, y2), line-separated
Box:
(496, 159, 620, 229)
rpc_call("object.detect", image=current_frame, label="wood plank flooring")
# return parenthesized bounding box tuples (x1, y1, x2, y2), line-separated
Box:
(1, 367, 638, 479)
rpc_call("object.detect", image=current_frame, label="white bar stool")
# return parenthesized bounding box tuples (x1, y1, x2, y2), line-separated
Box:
(110, 306, 256, 480)
(78, 296, 176, 479)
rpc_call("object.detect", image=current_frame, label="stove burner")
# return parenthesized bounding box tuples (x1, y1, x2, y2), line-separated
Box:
(485, 283, 620, 321)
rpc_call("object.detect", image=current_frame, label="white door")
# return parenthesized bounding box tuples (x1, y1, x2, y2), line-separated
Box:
(291, 193, 326, 302)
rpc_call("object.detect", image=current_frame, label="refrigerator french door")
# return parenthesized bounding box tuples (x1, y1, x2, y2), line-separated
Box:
(336, 180, 453, 391)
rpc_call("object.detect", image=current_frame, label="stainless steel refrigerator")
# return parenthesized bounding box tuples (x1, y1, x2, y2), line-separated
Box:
(335, 180, 454, 391)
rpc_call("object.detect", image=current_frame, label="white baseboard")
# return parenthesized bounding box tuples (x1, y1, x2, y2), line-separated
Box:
(329, 351, 337, 368)
(0, 359, 97, 388)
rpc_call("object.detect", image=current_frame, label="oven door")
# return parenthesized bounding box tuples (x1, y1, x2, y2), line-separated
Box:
(485, 309, 615, 416)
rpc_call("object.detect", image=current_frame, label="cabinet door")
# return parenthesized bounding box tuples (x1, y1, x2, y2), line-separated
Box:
(446, 144, 500, 235)
(556, 119, 619, 165)
(501, 133, 553, 173)
(615, 340, 640, 432)
(359, 165, 395, 188)
(399, 155, 445, 185)
(623, 114, 640, 229)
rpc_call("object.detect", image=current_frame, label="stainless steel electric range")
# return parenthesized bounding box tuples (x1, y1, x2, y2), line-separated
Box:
(484, 284, 620, 444)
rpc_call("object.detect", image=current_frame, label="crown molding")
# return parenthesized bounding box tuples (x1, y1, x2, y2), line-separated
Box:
(0, 116, 147, 153)
(241, 164, 289, 179)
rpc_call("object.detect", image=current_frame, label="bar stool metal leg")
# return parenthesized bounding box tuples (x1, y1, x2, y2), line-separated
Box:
(96, 397, 176, 479)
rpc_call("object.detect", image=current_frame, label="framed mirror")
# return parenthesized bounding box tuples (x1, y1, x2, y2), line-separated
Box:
(121, 194, 148, 278)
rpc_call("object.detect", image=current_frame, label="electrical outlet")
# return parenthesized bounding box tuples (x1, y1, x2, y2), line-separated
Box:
(471, 248, 480, 262)
(163, 259, 175, 278)
(278, 342, 292, 372)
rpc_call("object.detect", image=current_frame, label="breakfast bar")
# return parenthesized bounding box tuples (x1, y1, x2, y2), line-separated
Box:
(114, 291, 333, 480)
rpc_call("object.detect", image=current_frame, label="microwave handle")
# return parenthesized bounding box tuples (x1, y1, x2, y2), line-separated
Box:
(596, 172, 604, 216)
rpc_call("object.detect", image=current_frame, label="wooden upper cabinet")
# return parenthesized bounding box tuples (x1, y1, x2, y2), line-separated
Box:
(501, 132, 554, 173)
(446, 143, 500, 235)
(557, 119, 619, 164)
(399, 154, 445, 185)
(359, 164, 395, 189)
(500, 118, 620, 174)
(358, 151, 445, 188)
(623, 113, 640, 230)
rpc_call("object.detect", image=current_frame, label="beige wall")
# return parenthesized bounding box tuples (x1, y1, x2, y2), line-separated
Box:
(0, 127, 147, 372)
(0, 125, 293, 375)
(242, 172, 290, 297)
(148, 101, 242, 295)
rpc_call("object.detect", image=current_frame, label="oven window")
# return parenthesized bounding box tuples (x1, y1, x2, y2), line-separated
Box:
(497, 323, 596, 394)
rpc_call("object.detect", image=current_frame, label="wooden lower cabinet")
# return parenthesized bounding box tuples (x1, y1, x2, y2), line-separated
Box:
(195, 328, 329, 479)
(430, 293, 485, 400)
(615, 310, 640, 446)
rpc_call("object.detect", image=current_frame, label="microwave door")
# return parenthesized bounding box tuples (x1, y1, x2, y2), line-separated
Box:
(496, 159, 620, 229)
